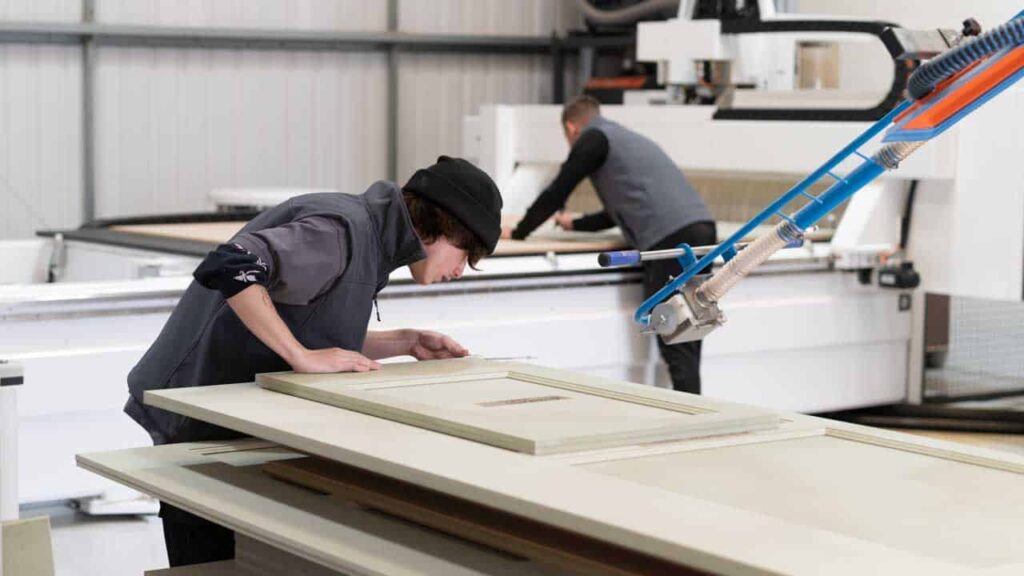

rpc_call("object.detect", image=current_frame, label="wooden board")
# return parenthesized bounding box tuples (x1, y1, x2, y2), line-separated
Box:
(145, 534, 348, 576)
(78, 441, 569, 576)
(112, 222, 246, 246)
(1, 517, 55, 576)
(142, 373, 1024, 576)
(581, 430, 1024, 570)
(900, 429, 1024, 458)
(493, 236, 625, 257)
(145, 560, 251, 576)
(263, 456, 704, 576)
(257, 359, 777, 454)
(108, 219, 830, 260)
(109, 222, 628, 257)
(234, 534, 342, 576)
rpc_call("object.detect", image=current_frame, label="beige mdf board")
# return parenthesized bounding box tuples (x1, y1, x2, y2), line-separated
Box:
(257, 359, 778, 455)
(573, 424, 1024, 574)
(112, 222, 245, 245)
(491, 236, 625, 256)
(77, 440, 570, 576)
(261, 456, 699, 576)
(1, 517, 55, 576)
(144, 374, 1024, 576)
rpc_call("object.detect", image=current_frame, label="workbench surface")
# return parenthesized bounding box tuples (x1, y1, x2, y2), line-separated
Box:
(132, 358, 1024, 576)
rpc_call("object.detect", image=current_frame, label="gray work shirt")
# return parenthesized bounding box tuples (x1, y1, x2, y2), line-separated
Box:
(124, 181, 426, 445)
(233, 215, 351, 306)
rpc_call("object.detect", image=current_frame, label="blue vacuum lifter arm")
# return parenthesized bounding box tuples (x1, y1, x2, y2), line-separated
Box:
(600, 13, 1024, 344)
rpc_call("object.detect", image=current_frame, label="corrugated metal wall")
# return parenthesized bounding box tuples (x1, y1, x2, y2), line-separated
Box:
(94, 48, 388, 216)
(94, 0, 388, 217)
(0, 0, 580, 237)
(0, 3, 83, 240)
(399, 0, 578, 35)
(0, 0, 79, 22)
(397, 0, 579, 181)
(95, 0, 387, 29)
(793, 0, 1021, 29)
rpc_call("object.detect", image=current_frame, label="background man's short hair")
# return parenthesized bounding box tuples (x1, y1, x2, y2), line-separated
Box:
(561, 95, 601, 125)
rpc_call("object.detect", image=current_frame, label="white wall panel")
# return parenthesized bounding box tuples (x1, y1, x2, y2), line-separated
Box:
(95, 47, 387, 217)
(793, 0, 1021, 29)
(0, 0, 79, 22)
(0, 44, 81, 239)
(396, 0, 580, 180)
(96, 0, 387, 31)
(397, 53, 560, 182)
(399, 0, 579, 35)
(0, 1, 580, 229)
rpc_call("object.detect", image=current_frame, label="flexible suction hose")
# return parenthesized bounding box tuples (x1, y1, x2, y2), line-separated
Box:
(575, 0, 679, 26)
(695, 221, 802, 305)
(909, 16, 1024, 99)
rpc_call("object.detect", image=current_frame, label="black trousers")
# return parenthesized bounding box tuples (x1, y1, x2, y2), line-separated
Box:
(161, 503, 235, 567)
(642, 221, 718, 395)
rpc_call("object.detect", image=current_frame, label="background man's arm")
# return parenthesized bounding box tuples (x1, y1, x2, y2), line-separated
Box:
(570, 210, 616, 232)
(508, 129, 609, 240)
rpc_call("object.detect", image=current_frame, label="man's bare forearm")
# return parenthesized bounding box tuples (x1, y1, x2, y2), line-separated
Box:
(226, 285, 306, 365)
(362, 329, 416, 360)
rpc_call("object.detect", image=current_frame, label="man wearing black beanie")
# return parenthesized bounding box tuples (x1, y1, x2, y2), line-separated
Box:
(124, 156, 502, 568)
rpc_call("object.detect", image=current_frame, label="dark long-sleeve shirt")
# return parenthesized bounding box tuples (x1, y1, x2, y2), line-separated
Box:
(510, 129, 613, 240)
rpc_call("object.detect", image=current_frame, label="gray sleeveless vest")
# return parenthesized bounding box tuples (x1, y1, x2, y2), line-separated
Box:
(586, 116, 713, 250)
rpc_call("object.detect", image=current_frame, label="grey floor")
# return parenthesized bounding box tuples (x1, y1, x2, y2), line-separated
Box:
(21, 503, 167, 576)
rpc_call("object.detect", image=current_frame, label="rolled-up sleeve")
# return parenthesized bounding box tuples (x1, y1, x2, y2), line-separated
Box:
(228, 216, 349, 305)
(193, 242, 270, 299)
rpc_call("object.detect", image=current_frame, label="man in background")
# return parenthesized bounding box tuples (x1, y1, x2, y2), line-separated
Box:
(503, 96, 715, 394)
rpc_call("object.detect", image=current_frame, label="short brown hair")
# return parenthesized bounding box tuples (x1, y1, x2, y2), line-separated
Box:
(403, 191, 488, 269)
(561, 95, 601, 125)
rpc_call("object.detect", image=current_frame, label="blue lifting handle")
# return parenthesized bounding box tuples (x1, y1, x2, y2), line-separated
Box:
(598, 250, 641, 267)
(599, 239, 803, 269)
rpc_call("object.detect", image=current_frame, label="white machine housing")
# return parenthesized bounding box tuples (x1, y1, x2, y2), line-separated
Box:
(463, 93, 1024, 417)
(635, 0, 895, 106)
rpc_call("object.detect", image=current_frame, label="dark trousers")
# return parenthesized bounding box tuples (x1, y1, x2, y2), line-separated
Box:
(642, 221, 717, 395)
(161, 503, 235, 567)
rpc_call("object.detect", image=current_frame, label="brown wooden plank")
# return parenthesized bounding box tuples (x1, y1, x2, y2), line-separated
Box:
(144, 560, 250, 576)
(263, 457, 708, 576)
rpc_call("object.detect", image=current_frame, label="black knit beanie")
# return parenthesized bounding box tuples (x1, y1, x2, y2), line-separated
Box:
(403, 156, 503, 253)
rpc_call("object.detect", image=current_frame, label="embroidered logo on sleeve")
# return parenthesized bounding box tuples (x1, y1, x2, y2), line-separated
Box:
(234, 270, 261, 283)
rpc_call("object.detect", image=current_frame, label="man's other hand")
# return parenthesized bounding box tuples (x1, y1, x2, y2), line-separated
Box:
(291, 348, 381, 373)
(554, 211, 577, 231)
(409, 330, 469, 360)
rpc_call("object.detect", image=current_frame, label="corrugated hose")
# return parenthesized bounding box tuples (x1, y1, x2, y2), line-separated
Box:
(909, 16, 1024, 99)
